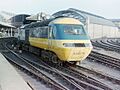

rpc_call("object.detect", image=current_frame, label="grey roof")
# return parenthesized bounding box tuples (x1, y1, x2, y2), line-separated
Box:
(110, 19, 120, 22)
(0, 14, 15, 28)
(0, 21, 15, 28)
(69, 8, 116, 27)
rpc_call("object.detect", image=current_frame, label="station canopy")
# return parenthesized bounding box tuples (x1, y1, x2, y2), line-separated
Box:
(52, 8, 87, 25)
(52, 8, 115, 27)
(0, 21, 15, 28)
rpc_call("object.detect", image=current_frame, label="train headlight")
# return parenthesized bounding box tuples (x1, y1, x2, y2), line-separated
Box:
(63, 43, 91, 47)
(63, 43, 73, 47)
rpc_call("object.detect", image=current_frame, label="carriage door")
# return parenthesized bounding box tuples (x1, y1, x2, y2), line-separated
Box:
(48, 26, 53, 49)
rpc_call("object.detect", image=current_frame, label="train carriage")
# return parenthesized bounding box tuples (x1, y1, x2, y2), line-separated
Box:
(18, 17, 93, 65)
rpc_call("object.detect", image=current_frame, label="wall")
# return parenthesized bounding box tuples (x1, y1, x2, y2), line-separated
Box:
(88, 23, 120, 39)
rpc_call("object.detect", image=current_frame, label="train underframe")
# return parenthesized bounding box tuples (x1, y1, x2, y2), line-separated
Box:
(15, 42, 80, 66)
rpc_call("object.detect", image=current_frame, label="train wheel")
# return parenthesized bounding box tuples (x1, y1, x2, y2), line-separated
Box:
(51, 53, 63, 66)
(58, 61, 63, 66)
(51, 54, 58, 64)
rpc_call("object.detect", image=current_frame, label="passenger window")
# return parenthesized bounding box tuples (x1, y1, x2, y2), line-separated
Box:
(30, 27, 49, 38)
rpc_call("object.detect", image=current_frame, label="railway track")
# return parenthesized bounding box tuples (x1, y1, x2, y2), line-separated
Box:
(107, 39, 120, 46)
(20, 52, 114, 90)
(3, 41, 102, 90)
(91, 40, 114, 51)
(56, 64, 112, 90)
(4, 50, 103, 90)
(3, 51, 69, 90)
(0, 40, 68, 90)
(92, 39, 120, 53)
(72, 65, 120, 85)
(101, 40, 120, 51)
(1, 38, 118, 90)
(3, 42, 113, 90)
(88, 51, 120, 70)
(4, 53, 68, 90)
(106, 39, 120, 51)
(19, 50, 115, 90)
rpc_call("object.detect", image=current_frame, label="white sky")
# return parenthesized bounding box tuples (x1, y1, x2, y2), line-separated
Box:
(0, 0, 119, 19)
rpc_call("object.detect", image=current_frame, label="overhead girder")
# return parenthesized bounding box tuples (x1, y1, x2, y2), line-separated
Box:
(52, 9, 87, 25)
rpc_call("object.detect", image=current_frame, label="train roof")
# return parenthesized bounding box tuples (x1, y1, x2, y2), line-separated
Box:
(23, 19, 53, 28)
(22, 17, 81, 29)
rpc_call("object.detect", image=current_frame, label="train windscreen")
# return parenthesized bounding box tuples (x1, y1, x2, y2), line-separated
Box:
(53, 24, 89, 40)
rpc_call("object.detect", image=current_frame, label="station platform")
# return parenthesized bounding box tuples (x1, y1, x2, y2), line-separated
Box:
(0, 53, 32, 90)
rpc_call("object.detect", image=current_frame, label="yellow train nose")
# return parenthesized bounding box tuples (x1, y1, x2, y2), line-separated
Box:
(55, 47, 92, 62)
(66, 48, 92, 61)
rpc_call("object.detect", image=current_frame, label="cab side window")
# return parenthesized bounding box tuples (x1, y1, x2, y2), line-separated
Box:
(52, 26, 56, 39)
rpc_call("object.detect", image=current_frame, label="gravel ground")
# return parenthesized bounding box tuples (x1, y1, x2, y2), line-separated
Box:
(93, 47, 120, 59)
(79, 47, 120, 90)
(5, 41, 120, 90)
(18, 50, 120, 90)
(80, 59, 120, 90)
(81, 59, 120, 79)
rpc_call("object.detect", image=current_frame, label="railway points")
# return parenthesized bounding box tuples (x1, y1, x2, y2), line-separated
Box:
(0, 35, 120, 90)
(0, 37, 120, 90)
(12, 45, 120, 89)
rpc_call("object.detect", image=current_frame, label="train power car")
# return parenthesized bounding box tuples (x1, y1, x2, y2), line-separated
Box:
(17, 17, 93, 65)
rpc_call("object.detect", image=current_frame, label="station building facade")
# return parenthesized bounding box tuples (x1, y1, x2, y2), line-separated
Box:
(110, 19, 120, 30)
(9, 14, 30, 28)
(0, 14, 15, 37)
(68, 8, 120, 39)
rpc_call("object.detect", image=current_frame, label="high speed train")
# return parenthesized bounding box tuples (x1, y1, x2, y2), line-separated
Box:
(17, 17, 93, 65)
